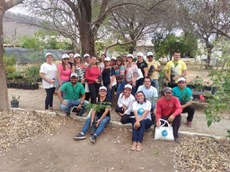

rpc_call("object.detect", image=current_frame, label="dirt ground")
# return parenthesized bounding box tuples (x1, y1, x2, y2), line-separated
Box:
(0, 63, 214, 172)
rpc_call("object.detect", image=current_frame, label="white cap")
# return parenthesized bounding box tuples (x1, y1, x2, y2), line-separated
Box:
(62, 54, 69, 59)
(104, 57, 111, 61)
(74, 53, 81, 58)
(127, 54, 134, 58)
(111, 57, 116, 60)
(178, 77, 186, 82)
(137, 52, 144, 57)
(45, 52, 53, 58)
(124, 84, 132, 90)
(83, 53, 90, 58)
(147, 52, 154, 56)
(99, 86, 107, 91)
(70, 73, 78, 78)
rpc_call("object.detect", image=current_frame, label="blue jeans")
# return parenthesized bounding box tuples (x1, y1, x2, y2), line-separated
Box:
(105, 84, 114, 103)
(151, 79, 159, 95)
(81, 116, 110, 136)
(132, 119, 152, 143)
(60, 99, 89, 114)
(116, 81, 126, 98)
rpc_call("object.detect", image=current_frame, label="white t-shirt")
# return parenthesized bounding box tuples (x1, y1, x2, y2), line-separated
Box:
(137, 85, 158, 105)
(117, 93, 135, 115)
(39, 63, 57, 89)
(132, 100, 152, 120)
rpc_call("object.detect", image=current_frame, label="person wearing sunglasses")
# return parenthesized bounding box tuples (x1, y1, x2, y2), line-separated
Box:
(155, 87, 182, 141)
(57, 54, 72, 87)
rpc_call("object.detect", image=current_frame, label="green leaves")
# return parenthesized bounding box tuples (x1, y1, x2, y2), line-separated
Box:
(86, 102, 112, 113)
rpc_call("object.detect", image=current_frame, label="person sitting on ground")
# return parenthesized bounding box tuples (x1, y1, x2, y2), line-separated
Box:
(173, 77, 195, 127)
(131, 91, 152, 151)
(57, 73, 89, 116)
(73, 86, 111, 144)
(115, 84, 136, 124)
(137, 77, 158, 123)
(155, 87, 182, 141)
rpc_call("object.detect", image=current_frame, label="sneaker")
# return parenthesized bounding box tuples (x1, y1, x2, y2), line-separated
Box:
(90, 135, 97, 144)
(187, 121, 192, 127)
(71, 106, 80, 113)
(66, 112, 70, 116)
(174, 137, 180, 144)
(73, 133, 86, 140)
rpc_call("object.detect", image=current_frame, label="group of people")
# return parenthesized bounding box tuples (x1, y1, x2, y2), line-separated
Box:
(39, 50, 195, 151)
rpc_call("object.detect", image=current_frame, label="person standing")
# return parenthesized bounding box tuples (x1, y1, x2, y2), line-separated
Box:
(74, 86, 111, 144)
(57, 73, 89, 116)
(114, 56, 126, 98)
(164, 51, 187, 88)
(173, 77, 195, 127)
(39, 53, 57, 110)
(131, 91, 152, 151)
(155, 87, 182, 140)
(136, 52, 148, 92)
(85, 56, 101, 104)
(101, 57, 116, 103)
(146, 52, 161, 94)
(57, 54, 72, 87)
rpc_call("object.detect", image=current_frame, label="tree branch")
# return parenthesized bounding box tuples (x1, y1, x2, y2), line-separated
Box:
(5, 0, 23, 11)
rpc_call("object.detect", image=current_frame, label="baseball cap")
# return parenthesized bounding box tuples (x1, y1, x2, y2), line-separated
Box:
(70, 73, 78, 78)
(74, 53, 81, 58)
(124, 84, 132, 90)
(83, 53, 90, 58)
(62, 54, 69, 59)
(178, 77, 186, 83)
(45, 52, 53, 58)
(99, 86, 107, 91)
(127, 54, 134, 58)
(147, 52, 154, 56)
(137, 52, 144, 57)
(104, 57, 111, 61)
(163, 87, 172, 93)
(111, 57, 116, 61)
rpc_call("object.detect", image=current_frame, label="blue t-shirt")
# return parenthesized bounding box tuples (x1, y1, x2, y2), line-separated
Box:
(173, 86, 193, 104)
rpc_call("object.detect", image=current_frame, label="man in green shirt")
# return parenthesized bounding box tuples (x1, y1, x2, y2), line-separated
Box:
(57, 73, 89, 116)
(172, 77, 195, 127)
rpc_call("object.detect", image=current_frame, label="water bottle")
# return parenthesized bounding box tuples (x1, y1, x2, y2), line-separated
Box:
(50, 78, 55, 87)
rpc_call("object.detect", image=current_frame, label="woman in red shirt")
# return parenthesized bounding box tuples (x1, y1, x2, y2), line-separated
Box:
(85, 56, 101, 104)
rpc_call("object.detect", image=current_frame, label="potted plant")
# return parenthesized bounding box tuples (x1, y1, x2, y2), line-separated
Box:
(10, 96, 20, 108)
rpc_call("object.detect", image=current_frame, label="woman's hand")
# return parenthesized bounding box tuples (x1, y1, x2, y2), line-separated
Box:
(134, 121, 140, 129)
(96, 119, 101, 127)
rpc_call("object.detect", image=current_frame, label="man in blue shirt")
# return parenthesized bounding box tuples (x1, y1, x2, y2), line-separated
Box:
(173, 77, 195, 127)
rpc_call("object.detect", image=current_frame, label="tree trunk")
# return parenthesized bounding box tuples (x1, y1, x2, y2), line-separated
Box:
(0, 3, 9, 111)
(78, 0, 95, 56)
(205, 41, 213, 69)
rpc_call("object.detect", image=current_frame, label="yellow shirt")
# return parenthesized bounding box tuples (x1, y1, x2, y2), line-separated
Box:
(147, 60, 161, 79)
(164, 60, 187, 81)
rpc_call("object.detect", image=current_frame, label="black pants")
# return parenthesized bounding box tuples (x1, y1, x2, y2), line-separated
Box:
(45, 87, 56, 109)
(183, 105, 195, 122)
(161, 115, 181, 138)
(88, 83, 101, 104)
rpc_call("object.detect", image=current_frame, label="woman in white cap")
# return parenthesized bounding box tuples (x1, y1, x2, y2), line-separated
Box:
(39, 53, 58, 110)
(72, 53, 86, 84)
(116, 84, 135, 124)
(57, 54, 72, 87)
(136, 52, 148, 92)
(74, 86, 111, 143)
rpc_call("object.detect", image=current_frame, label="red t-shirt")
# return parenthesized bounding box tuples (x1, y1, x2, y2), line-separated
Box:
(156, 96, 182, 122)
(85, 66, 101, 84)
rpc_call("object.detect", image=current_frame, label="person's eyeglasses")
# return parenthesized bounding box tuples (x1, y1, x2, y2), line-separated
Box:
(63, 58, 69, 60)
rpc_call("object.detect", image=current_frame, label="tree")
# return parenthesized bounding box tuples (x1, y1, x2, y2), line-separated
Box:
(176, 0, 230, 68)
(0, 0, 24, 111)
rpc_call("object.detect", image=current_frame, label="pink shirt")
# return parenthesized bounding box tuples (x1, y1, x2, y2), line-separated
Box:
(156, 96, 182, 122)
(85, 66, 101, 84)
(58, 64, 72, 82)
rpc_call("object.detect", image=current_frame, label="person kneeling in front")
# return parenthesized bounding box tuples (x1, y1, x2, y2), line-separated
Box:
(73, 86, 111, 143)
(57, 73, 89, 116)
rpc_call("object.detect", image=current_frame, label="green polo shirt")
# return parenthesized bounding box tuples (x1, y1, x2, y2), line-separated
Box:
(60, 82, 85, 100)
(173, 86, 193, 104)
